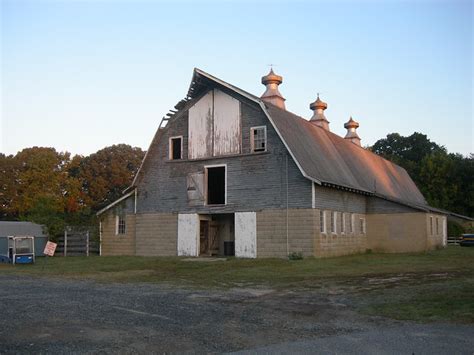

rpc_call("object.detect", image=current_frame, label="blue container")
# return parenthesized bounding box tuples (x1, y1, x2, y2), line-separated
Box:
(15, 255, 34, 264)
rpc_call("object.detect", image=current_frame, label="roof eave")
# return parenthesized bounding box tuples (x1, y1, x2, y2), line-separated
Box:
(96, 189, 136, 216)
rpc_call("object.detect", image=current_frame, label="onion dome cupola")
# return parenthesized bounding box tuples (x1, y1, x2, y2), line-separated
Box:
(344, 116, 361, 146)
(309, 94, 330, 131)
(260, 68, 286, 110)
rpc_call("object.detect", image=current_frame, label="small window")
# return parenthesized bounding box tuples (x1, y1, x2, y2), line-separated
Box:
(206, 165, 226, 205)
(359, 218, 365, 234)
(430, 216, 433, 235)
(116, 215, 126, 235)
(436, 218, 440, 235)
(350, 214, 354, 233)
(341, 213, 346, 234)
(331, 211, 336, 233)
(169, 136, 183, 160)
(251, 126, 266, 152)
(320, 210, 326, 233)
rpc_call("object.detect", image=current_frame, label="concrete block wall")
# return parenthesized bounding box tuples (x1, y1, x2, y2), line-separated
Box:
(366, 212, 430, 253)
(101, 213, 136, 256)
(315, 210, 367, 257)
(256, 209, 316, 258)
(135, 213, 177, 256)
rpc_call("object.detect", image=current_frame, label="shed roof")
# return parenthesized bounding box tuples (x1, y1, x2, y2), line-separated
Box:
(0, 221, 46, 238)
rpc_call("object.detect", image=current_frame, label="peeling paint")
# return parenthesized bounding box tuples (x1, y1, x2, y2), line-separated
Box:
(188, 91, 213, 159)
(177, 214, 199, 256)
(235, 212, 257, 258)
(213, 89, 241, 156)
(188, 89, 241, 159)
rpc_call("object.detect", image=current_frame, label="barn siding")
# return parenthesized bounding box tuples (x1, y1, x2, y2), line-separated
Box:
(313, 184, 366, 214)
(366, 197, 417, 214)
(136, 95, 312, 214)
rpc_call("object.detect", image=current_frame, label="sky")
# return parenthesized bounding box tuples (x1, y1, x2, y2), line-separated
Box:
(1, 0, 472, 157)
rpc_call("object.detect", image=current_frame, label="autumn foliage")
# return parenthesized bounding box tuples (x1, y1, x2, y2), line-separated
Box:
(0, 145, 145, 235)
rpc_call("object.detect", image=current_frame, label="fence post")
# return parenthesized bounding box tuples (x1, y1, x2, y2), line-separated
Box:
(64, 229, 68, 257)
(86, 231, 90, 257)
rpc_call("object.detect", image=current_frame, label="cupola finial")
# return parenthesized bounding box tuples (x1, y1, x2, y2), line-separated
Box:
(344, 116, 361, 146)
(260, 68, 286, 110)
(309, 94, 330, 130)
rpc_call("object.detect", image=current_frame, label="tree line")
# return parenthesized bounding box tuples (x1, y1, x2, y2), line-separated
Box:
(0, 132, 472, 237)
(0, 144, 145, 236)
(370, 132, 473, 219)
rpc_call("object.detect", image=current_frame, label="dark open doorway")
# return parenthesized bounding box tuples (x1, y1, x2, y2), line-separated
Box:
(206, 166, 226, 205)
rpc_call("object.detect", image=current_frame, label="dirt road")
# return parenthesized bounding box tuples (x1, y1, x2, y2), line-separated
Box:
(1, 275, 472, 354)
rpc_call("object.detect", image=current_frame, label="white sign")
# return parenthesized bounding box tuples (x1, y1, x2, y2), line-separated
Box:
(43, 241, 57, 257)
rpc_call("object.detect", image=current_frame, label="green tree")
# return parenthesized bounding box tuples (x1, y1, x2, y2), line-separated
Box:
(371, 133, 473, 217)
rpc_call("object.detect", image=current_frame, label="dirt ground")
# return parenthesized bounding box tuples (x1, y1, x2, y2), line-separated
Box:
(1, 274, 473, 354)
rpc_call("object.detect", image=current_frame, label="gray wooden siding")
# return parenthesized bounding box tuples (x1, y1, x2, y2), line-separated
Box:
(366, 197, 417, 214)
(313, 184, 366, 214)
(135, 90, 312, 214)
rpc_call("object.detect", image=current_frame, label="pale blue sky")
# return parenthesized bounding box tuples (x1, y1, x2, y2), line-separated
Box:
(1, 0, 472, 156)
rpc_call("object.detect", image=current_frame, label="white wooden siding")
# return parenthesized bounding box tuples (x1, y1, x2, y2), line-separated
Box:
(213, 89, 241, 156)
(235, 212, 257, 258)
(177, 213, 199, 256)
(188, 91, 213, 159)
(188, 89, 241, 159)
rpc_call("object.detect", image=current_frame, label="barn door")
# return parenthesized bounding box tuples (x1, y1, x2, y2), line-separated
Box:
(209, 222, 220, 256)
(200, 220, 209, 255)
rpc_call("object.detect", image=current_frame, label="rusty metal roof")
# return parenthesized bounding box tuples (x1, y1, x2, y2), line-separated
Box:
(265, 103, 427, 205)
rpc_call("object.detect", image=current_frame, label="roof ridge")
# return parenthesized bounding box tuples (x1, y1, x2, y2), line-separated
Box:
(264, 102, 414, 178)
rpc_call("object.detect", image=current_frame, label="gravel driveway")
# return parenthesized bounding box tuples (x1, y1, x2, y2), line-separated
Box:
(1, 274, 472, 354)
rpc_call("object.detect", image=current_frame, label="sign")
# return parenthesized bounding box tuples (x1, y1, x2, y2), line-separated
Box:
(43, 241, 57, 257)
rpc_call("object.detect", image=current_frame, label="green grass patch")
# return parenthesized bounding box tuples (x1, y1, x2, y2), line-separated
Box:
(359, 278, 474, 323)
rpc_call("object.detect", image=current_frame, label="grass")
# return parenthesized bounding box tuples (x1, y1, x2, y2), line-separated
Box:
(1, 246, 473, 322)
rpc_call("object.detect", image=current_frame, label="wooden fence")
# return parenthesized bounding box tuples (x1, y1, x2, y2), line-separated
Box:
(56, 227, 99, 256)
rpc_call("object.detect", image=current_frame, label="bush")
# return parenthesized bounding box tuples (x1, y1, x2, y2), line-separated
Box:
(288, 252, 304, 260)
(447, 220, 465, 238)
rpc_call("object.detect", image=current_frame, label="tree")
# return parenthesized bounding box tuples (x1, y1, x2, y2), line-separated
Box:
(77, 144, 145, 211)
(0, 153, 20, 219)
(371, 133, 473, 217)
(371, 132, 446, 187)
(13, 147, 72, 216)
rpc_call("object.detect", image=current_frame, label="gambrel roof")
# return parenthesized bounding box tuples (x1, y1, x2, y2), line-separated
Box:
(101, 68, 433, 216)
(187, 68, 427, 207)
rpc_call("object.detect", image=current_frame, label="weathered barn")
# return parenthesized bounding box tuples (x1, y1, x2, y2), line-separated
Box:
(97, 68, 447, 258)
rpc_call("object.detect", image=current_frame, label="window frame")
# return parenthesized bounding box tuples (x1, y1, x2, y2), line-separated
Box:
(115, 215, 126, 235)
(341, 213, 346, 234)
(350, 213, 354, 234)
(320, 210, 326, 234)
(204, 164, 227, 205)
(359, 217, 366, 235)
(250, 126, 267, 153)
(430, 216, 434, 235)
(169, 136, 183, 160)
(331, 211, 337, 234)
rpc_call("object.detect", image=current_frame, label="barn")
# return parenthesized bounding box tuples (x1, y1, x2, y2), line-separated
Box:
(97, 68, 447, 258)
